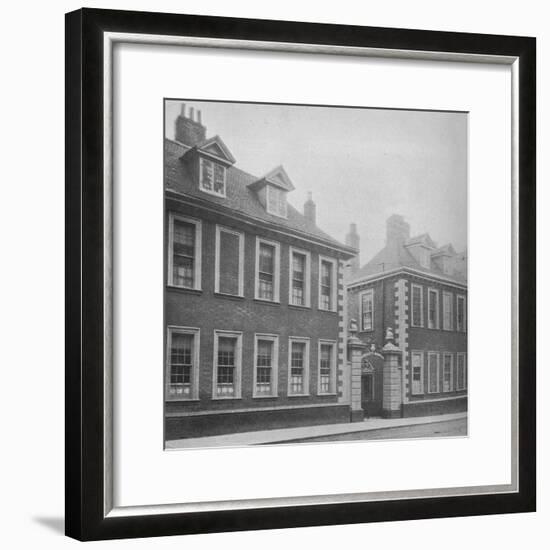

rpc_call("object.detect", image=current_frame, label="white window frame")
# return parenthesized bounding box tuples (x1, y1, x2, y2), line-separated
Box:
(199, 156, 226, 198)
(318, 255, 338, 312)
(442, 352, 454, 392)
(288, 247, 311, 308)
(456, 294, 466, 332)
(214, 225, 244, 297)
(360, 288, 374, 331)
(253, 334, 279, 398)
(442, 291, 453, 331)
(255, 237, 281, 302)
(212, 330, 242, 400)
(456, 353, 467, 390)
(166, 326, 200, 401)
(427, 351, 440, 394)
(317, 339, 337, 395)
(167, 212, 202, 290)
(266, 185, 287, 218)
(420, 247, 430, 269)
(410, 351, 424, 395)
(288, 337, 310, 396)
(411, 283, 424, 327)
(427, 287, 439, 330)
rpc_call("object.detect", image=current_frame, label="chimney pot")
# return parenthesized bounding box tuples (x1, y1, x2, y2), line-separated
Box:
(386, 214, 410, 245)
(304, 192, 316, 225)
(346, 222, 360, 272)
(174, 104, 207, 146)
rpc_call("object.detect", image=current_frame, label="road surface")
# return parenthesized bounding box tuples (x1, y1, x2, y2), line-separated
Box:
(282, 418, 467, 443)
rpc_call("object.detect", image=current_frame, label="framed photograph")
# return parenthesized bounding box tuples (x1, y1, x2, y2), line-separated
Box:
(65, 7, 536, 541)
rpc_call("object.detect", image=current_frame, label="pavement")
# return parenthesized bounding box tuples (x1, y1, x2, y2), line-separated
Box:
(165, 411, 467, 449)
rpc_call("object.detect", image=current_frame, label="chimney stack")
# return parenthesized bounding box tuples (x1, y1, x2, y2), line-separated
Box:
(346, 223, 360, 272)
(304, 192, 316, 225)
(386, 214, 410, 245)
(175, 103, 207, 147)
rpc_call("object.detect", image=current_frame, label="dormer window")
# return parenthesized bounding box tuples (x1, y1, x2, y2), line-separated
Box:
(266, 185, 287, 218)
(247, 165, 295, 219)
(419, 248, 430, 269)
(200, 157, 226, 197)
(441, 256, 452, 275)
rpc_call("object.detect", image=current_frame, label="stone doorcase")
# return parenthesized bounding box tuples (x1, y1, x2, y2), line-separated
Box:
(347, 322, 403, 421)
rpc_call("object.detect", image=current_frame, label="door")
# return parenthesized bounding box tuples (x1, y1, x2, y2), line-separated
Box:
(361, 356, 383, 417)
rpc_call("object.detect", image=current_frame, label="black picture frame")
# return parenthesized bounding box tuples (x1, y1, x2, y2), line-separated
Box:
(65, 7, 536, 541)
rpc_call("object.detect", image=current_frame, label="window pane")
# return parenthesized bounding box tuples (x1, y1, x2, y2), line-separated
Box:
(213, 163, 225, 194)
(320, 344, 333, 393)
(457, 297, 465, 331)
(429, 354, 439, 393)
(267, 186, 286, 216)
(443, 355, 452, 391)
(428, 290, 437, 329)
(292, 253, 305, 305)
(361, 291, 373, 330)
(457, 355, 466, 389)
(256, 339, 273, 395)
(443, 293, 452, 330)
(412, 286, 422, 326)
(169, 333, 193, 397)
(320, 261, 333, 310)
(290, 342, 305, 394)
(217, 336, 236, 396)
(172, 220, 195, 288)
(411, 353, 423, 394)
(200, 158, 213, 190)
(258, 243, 275, 300)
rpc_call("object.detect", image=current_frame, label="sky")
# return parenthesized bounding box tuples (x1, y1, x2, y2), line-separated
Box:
(165, 100, 467, 265)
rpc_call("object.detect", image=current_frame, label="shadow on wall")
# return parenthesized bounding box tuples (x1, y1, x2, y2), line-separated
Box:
(32, 517, 65, 535)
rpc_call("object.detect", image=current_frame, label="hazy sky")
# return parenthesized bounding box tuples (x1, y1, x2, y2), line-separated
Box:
(165, 100, 467, 264)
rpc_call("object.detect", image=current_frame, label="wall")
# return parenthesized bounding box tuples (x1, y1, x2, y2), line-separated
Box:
(0, 2, 546, 550)
(165, 199, 343, 412)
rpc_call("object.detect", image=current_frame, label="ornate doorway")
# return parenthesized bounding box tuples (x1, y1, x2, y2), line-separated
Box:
(361, 354, 383, 417)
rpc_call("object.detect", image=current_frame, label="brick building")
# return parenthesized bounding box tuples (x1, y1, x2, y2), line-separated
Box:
(164, 105, 357, 439)
(346, 215, 468, 418)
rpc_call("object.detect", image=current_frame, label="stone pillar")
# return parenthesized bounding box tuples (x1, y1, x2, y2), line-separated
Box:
(347, 332, 367, 422)
(381, 328, 402, 418)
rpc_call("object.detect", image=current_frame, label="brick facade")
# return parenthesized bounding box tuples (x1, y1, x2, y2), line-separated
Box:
(164, 110, 356, 438)
(345, 214, 467, 418)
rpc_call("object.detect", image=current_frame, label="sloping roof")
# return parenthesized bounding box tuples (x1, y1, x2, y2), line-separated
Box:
(165, 139, 353, 253)
(431, 243, 456, 257)
(351, 238, 467, 285)
(248, 165, 296, 192)
(194, 135, 236, 164)
(405, 233, 437, 249)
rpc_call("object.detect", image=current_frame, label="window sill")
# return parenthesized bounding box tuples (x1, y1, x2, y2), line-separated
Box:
(166, 285, 202, 295)
(253, 298, 281, 306)
(317, 392, 338, 397)
(211, 396, 243, 401)
(252, 395, 279, 399)
(318, 308, 338, 314)
(165, 398, 201, 402)
(287, 393, 310, 397)
(288, 303, 311, 311)
(214, 292, 245, 301)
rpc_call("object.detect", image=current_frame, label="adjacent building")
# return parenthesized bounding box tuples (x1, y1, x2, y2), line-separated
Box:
(164, 105, 357, 439)
(346, 215, 468, 418)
